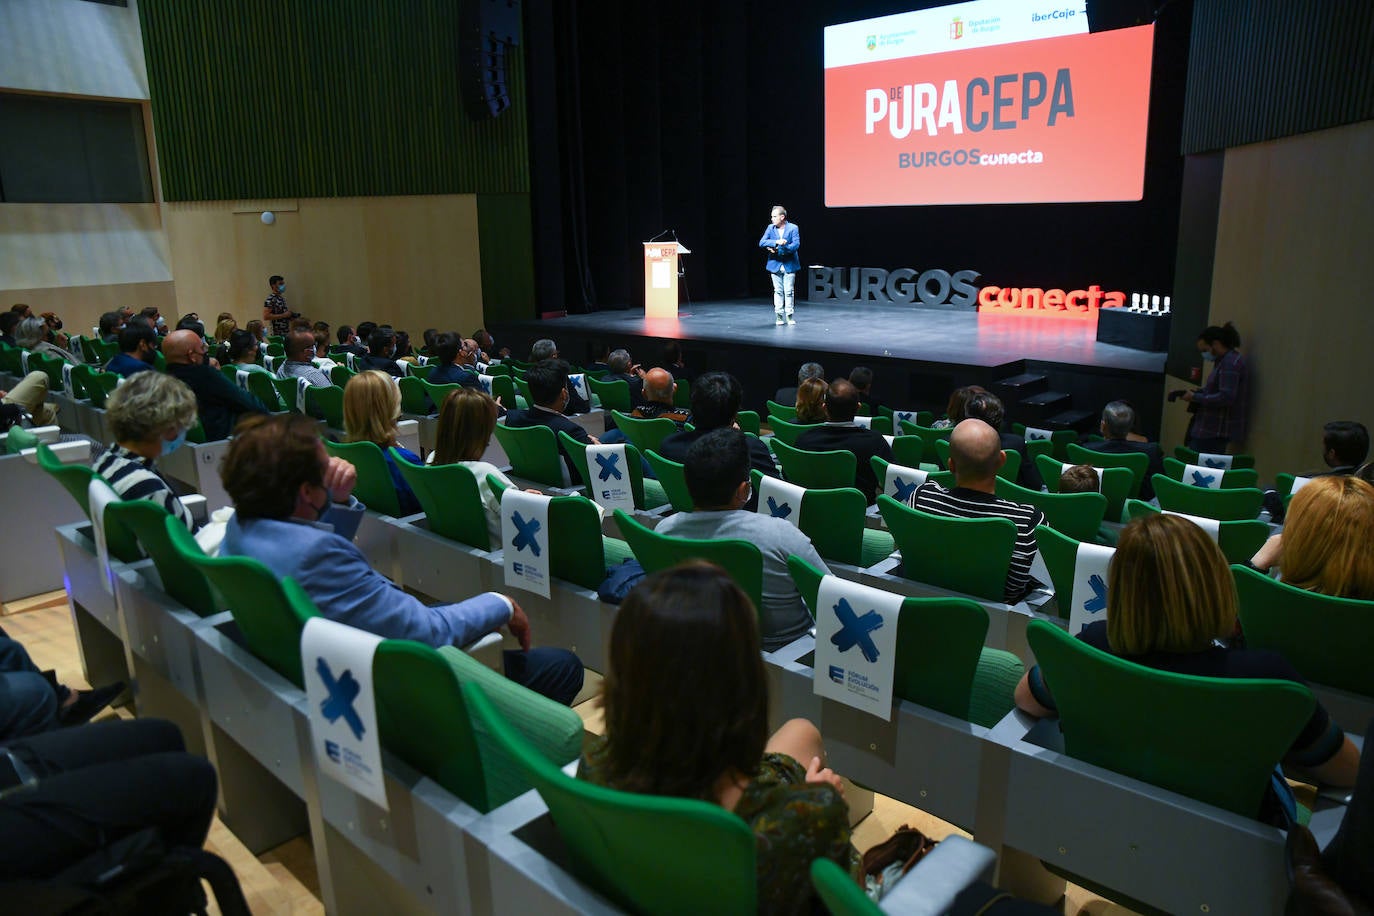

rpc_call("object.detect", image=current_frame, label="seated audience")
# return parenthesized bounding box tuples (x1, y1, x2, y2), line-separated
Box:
(906, 419, 1046, 604)
(312, 330, 339, 371)
(0, 627, 123, 739)
(658, 371, 778, 488)
(244, 318, 267, 352)
(431, 388, 517, 545)
(221, 414, 583, 704)
(793, 376, 828, 424)
(175, 313, 206, 337)
(775, 360, 824, 406)
(93, 371, 200, 530)
(604, 348, 646, 404)
(1316, 421, 1370, 477)
(212, 316, 237, 352)
(141, 306, 166, 336)
(427, 332, 483, 389)
(579, 562, 856, 913)
(104, 323, 159, 378)
(336, 325, 368, 358)
(343, 370, 421, 516)
(963, 389, 1042, 490)
(358, 327, 404, 377)
(421, 327, 439, 354)
(631, 368, 690, 427)
(0, 312, 20, 347)
(0, 371, 57, 426)
(848, 366, 883, 413)
(277, 329, 332, 388)
(585, 341, 611, 374)
(394, 329, 415, 362)
(98, 310, 125, 345)
(15, 316, 81, 365)
(655, 429, 830, 649)
(1059, 464, 1101, 494)
(1016, 513, 1360, 788)
(1250, 476, 1374, 600)
(503, 359, 598, 483)
(224, 329, 271, 373)
(473, 328, 498, 363)
(794, 379, 894, 504)
(932, 385, 987, 429)
(529, 339, 590, 413)
(164, 329, 267, 440)
(1080, 400, 1165, 500)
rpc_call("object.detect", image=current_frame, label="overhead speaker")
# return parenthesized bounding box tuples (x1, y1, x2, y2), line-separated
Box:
(1086, 0, 1155, 32)
(459, 0, 521, 120)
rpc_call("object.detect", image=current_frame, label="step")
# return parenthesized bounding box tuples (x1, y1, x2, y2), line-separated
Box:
(1045, 408, 1097, 433)
(995, 373, 1048, 398)
(1015, 390, 1072, 424)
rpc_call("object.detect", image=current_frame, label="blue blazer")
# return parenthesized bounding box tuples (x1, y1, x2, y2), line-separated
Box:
(223, 501, 511, 647)
(758, 222, 801, 273)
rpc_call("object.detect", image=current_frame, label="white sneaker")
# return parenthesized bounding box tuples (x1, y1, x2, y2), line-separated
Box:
(786, 315, 796, 325)
(775, 316, 784, 326)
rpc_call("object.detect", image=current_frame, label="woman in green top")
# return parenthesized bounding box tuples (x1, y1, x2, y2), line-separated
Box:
(579, 562, 860, 913)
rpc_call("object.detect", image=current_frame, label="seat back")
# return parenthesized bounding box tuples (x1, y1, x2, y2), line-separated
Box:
(108, 500, 220, 617)
(609, 410, 676, 455)
(752, 472, 870, 566)
(889, 433, 925, 468)
(1025, 619, 1315, 818)
(488, 374, 517, 408)
(643, 449, 693, 511)
(398, 376, 429, 414)
(245, 371, 285, 411)
(421, 381, 463, 415)
(1065, 442, 1149, 498)
(1038, 454, 1134, 524)
(69, 363, 99, 399)
(167, 517, 318, 686)
(1161, 456, 1259, 489)
(735, 410, 761, 436)
(897, 421, 951, 464)
(391, 452, 491, 550)
(492, 422, 566, 487)
(305, 385, 346, 428)
(770, 439, 856, 490)
(1123, 499, 1269, 565)
(29, 352, 65, 392)
(934, 439, 1022, 481)
(587, 376, 631, 412)
(5, 426, 37, 454)
(1032, 525, 1078, 619)
(329, 365, 354, 388)
(462, 682, 757, 915)
(323, 439, 403, 517)
(36, 442, 94, 517)
(1014, 425, 1078, 462)
(558, 432, 651, 510)
(408, 363, 434, 381)
(810, 858, 879, 916)
(1152, 474, 1263, 521)
(488, 478, 608, 589)
(764, 399, 797, 421)
(1233, 565, 1374, 697)
(1174, 446, 1255, 469)
(995, 477, 1106, 543)
(766, 415, 821, 447)
(612, 509, 764, 615)
(877, 495, 1014, 602)
(86, 371, 120, 408)
(271, 377, 302, 412)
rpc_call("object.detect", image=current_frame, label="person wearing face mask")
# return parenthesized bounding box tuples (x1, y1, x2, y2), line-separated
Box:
(653, 429, 830, 651)
(262, 274, 297, 338)
(91, 372, 201, 531)
(357, 327, 405, 377)
(163, 329, 268, 441)
(140, 306, 167, 336)
(1182, 322, 1249, 455)
(104, 322, 159, 378)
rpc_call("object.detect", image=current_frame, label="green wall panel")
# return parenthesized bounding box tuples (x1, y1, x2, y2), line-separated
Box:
(477, 193, 536, 320)
(140, 0, 528, 200)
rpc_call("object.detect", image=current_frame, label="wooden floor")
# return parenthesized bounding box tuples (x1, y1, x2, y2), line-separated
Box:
(4, 589, 1135, 915)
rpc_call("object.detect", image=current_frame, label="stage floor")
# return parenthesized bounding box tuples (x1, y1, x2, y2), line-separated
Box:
(530, 299, 1166, 374)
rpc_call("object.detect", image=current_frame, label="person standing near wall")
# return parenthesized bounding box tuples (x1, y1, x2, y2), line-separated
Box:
(262, 274, 297, 338)
(759, 205, 801, 326)
(1182, 322, 1248, 454)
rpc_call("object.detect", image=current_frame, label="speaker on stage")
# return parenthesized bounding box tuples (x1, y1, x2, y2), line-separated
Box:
(1086, 0, 1155, 32)
(459, 0, 521, 120)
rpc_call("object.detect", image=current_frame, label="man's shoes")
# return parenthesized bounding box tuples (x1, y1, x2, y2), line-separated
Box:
(775, 316, 785, 326)
(786, 315, 796, 325)
(59, 682, 126, 727)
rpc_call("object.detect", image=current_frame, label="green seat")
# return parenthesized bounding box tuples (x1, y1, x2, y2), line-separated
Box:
(493, 422, 567, 488)
(770, 439, 856, 490)
(84, 371, 120, 409)
(266, 342, 286, 358)
(643, 449, 693, 512)
(489, 479, 632, 589)
(220, 364, 240, 384)
(271, 377, 304, 412)
(107, 500, 220, 617)
(1024, 619, 1315, 818)
(329, 365, 355, 388)
(1014, 425, 1078, 462)
(1152, 473, 1263, 521)
(391, 453, 493, 550)
(736, 410, 761, 436)
(587, 376, 631, 413)
(810, 858, 878, 915)
(1161, 456, 1259, 489)
(1123, 499, 1270, 566)
(869, 457, 954, 498)
(513, 377, 533, 406)
(398, 376, 429, 414)
(672, 380, 691, 409)
(613, 509, 764, 616)
(1037, 454, 1134, 525)
(68, 363, 99, 399)
(37, 442, 96, 517)
(76, 336, 102, 365)
(463, 682, 757, 915)
(166, 517, 318, 686)
(996, 477, 1106, 544)
(407, 363, 435, 381)
(421, 380, 463, 415)
(1174, 446, 1255, 470)
(488, 374, 517, 409)
(29, 352, 66, 392)
(305, 385, 346, 429)
(1065, 442, 1149, 499)
(245, 370, 286, 411)
(323, 439, 403, 516)
(753, 472, 893, 567)
(897, 421, 951, 464)
(877, 495, 1014, 602)
(610, 410, 677, 455)
(934, 438, 1022, 481)
(764, 399, 797, 421)
(1274, 472, 1310, 512)
(5, 426, 38, 454)
(766, 416, 821, 448)
(889, 433, 927, 469)
(862, 416, 893, 436)
(0, 345, 22, 376)
(484, 363, 513, 377)
(1234, 565, 1374, 698)
(558, 432, 669, 511)
(1033, 525, 1081, 621)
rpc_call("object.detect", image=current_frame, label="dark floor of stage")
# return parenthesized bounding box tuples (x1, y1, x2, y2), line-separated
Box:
(523, 299, 1166, 374)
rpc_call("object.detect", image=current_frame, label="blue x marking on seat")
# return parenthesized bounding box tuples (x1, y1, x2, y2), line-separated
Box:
(829, 596, 883, 663)
(766, 496, 792, 519)
(892, 476, 919, 501)
(896, 411, 914, 423)
(1191, 470, 1216, 487)
(316, 657, 365, 741)
(512, 510, 542, 556)
(596, 452, 623, 481)
(1084, 574, 1107, 614)
(1203, 457, 1227, 468)
(479, 377, 492, 394)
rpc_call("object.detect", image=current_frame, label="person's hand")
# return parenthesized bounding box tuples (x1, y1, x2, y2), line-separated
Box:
(588, 435, 601, 445)
(208, 357, 221, 369)
(805, 756, 844, 796)
(494, 395, 505, 408)
(1182, 390, 1195, 402)
(1251, 533, 1283, 570)
(506, 599, 532, 651)
(322, 456, 357, 503)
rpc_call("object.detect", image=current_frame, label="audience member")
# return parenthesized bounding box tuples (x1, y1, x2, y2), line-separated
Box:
(336, 325, 368, 358)
(1183, 322, 1248, 454)
(1058, 464, 1101, 494)
(0, 371, 57, 426)
(658, 372, 779, 489)
(529, 338, 558, 363)
(848, 366, 883, 413)
(604, 348, 646, 404)
(432, 388, 517, 546)
(277, 329, 332, 388)
(775, 361, 824, 405)
(528, 339, 590, 412)
(343, 370, 421, 516)
(932, 385, 986, 429)
(963, 390, 1042, 490)
(175, 313, 206, 337)
(164, 329, 267, 440)
(579, 562, 856, 913)
(93, 371, 200, 531)
(244, 319, 267, 352)
(141, 306, 166, 335)
(1249, 476, 1374, 600)
(0, 628, 122, 739)
(1016, 513, 1360, 788)
(224, 329, 270, 373)
(906, 419, 1046, 604)
(1081, 400, 1165, 500)
(1316, 421, 1370, 476)
(427, 333, 483, 389)
(473, 328, 497, 363)
(359, 328, 404, 377)
(212, 317, 237, 353)
(394, 329, 415, 362)
(655, 429, 829, 649)
(221, 414, 583, 704)
(793, 377, 828, 424)
(585, 341, 611, 374)
(15, 316, 81, 365)
(503, 359, 599, 484)
(9, 304, 33, 319)
(97, 311, 125, 344)
(312, 330, 339, 371)
(631, 368, 690, 428)
(0, 312, 20, 347)
(104, 323, 159, 378)
(794, 379, 893, 504)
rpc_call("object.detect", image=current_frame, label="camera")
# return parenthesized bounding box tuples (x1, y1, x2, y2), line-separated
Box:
(1167, 389, 1187, 402)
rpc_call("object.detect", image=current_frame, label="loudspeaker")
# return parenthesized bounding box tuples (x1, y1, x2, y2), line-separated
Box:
(459, 0, 522, 120)
(1086, 0, 1155, 32)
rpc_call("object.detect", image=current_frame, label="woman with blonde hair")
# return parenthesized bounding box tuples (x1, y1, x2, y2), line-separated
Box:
(431, 388, 516, 545)
(1250, 475, 1374, 600)
(343, 370, 420, 515)
(1015, 513, 1360, 788)
(793, 376, 827, 424)
(92, 371, 200, 530)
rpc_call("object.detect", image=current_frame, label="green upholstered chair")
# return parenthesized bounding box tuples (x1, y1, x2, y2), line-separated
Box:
(1174, 446, 1255, 470)
(1151, 473, 1263, 521)
(1038, 454, 1135, 525)
(897, 421, 951, 464)
(1233, 565, 1374, 698)
(329, 365, 355, 388)
(391, 452, 494, 550)
(770, 438, 857, 491)
(85, 371, 120, 408)
(67, 363, 98, 399)
(612, 509, 764, 615)
(1033, 525, 1080, 622)
(766, 416, 821, 448)
(76, 336, 103, 365)
(107, 500, 220, 617)
(870, 457, 954, 497)
(244, 370, 286, 412)
(463, 682, 757, 915)
(934, 439, 1022, 481)
(492, 422, 567, 488)
(736, 411, 762, 436)
(1065, 442, 1150, 499)
(643, 449, 694, 512)
(1123, 499, 1269, 565)
(398, 376, 429, 414)
(271, 377, 302, 412)
(750, 472, 893, 568)
(889, 434, 928, 469)
(1024, 619, 1315, 819)
(29, 352, 66, 393)
(1161, 456, 1259, 489)
(996, 477, 1107, 544)
(558, 432, 669, 512)
(1013, 424, 1078, 462)
(587, 376, 631, 413)
(764, 399, 796, 421)
(488, 374, 518, 409)
(876, 495, 1014, 603)
(407, 363, 435, 381)
(305, 385, 346, 429)
(609, 410, 677, 455)
(5, 426, 37, 455)
(220, 365, 240, 384)
(489, 479, 633, 589)
(810, 858, 878, 915)
(323, 439, 404, 517)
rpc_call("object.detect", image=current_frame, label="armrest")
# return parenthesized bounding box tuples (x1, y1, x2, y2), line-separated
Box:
(879, 835, 996, 915)
(395, 418, 421, 455)
(180, 493, 210, 526)
(30, 425, 62, 444)
(22, 438, 91, 465)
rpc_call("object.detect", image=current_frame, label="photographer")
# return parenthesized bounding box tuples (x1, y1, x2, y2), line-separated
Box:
(263, 274, 299, 337)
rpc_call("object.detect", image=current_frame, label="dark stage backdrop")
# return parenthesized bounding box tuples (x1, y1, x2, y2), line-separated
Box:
(525, 0, 1192, 315)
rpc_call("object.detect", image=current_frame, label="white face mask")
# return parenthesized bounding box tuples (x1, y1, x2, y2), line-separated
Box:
(155, 316, 166, 328)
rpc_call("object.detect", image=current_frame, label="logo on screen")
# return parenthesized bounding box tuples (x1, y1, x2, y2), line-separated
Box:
(950, 17, 963, 40)
(865, 34, 876, 51)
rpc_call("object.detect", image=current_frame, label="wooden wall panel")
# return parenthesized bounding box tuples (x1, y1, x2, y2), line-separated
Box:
(0, 281, 176, 339)
(0, 0, 148, 100)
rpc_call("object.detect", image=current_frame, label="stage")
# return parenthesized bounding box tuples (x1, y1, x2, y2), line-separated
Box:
(490, 299, 1169, 436)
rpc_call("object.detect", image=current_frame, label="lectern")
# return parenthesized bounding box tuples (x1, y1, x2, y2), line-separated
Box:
(642, 241, 691, 318)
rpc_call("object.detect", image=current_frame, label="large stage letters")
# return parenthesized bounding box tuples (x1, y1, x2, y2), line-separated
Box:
(808, 266, 981, 308)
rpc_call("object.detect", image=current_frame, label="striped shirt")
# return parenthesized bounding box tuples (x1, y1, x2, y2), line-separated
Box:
(92, 444, 196, 532)
(905, 482, 1046, 603)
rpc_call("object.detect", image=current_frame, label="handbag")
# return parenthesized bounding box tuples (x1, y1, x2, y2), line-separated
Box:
(861, 824, 938, 900)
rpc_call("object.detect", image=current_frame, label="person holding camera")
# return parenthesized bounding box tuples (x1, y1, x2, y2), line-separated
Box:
(262, 274, 298, 337)
(759, 205, 801, 326)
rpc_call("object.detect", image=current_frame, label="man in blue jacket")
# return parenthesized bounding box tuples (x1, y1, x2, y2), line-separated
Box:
(758, 205, 801, 326)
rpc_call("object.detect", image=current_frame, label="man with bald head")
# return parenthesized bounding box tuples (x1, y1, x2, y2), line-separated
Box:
(905, 418, 1047, 604)
(630, 367, 691, 428)
(164, 329, 268, 440)
(794, 378, 893, 504)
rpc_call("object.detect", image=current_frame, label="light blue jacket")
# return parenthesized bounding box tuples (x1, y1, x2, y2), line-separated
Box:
(223, 500, 511, 647)
(758, 222, 801, 274)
